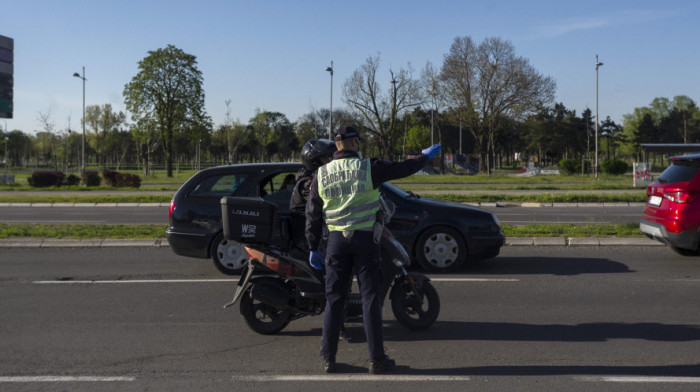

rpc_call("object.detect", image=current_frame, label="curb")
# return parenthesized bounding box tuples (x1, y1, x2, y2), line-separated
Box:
(0, 237, 662, 248)
(462, 202, 647, 208)
(504, 237, 663, 247)
(0, 202, 171, 207)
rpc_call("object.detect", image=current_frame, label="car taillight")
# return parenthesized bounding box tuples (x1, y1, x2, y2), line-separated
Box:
(663, 191, 697, 204)
(168, 200, 176, 219)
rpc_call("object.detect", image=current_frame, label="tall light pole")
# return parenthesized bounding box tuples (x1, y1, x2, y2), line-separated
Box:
(73, 67, 86, 173)
(2, 119, 7, 169)
(325, 61, 333, 139)
(595, 55, 603, 180)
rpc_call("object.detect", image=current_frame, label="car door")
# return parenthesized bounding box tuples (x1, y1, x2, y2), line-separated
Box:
(258, 171, 299, 250)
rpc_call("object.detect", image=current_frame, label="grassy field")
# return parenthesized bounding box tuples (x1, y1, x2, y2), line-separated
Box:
(0, 223, 643, 239)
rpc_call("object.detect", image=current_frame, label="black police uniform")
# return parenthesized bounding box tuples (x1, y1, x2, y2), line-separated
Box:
(305, 150, 428, 363)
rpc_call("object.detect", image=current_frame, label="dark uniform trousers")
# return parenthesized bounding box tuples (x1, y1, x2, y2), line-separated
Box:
(321, 230, 383, 361)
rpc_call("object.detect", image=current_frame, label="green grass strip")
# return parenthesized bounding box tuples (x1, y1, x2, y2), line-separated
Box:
(0, 224, 169, 239)
(502, 223, 643, 237)
(421, 193, 647, 203)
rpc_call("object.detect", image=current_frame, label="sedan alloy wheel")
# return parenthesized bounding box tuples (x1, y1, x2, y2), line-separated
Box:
(415, 226, 466, 272)
(211, 232, 249, 275)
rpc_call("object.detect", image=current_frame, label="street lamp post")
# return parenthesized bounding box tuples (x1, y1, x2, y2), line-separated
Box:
(595, 55, 603, 180)
(325, 61, 333, 139)
(2, 119, 7, 169)
(73, 67, 86, 173)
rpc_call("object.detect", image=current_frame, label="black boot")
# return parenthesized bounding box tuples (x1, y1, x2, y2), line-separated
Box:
(322, 357, 337, 373)
(368, 355, 395, 374)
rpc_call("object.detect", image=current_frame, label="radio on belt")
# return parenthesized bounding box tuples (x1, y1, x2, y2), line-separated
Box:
(221, 197, 277, 243)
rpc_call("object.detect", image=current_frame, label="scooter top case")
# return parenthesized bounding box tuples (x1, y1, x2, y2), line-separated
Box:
(221, 197, 277, 244)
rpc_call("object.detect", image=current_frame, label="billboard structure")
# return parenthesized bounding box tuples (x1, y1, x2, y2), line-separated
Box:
(0, 34, 13, 119)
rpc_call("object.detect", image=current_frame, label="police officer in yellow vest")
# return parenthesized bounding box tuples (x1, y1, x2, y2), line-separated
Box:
(305, 125, 441, 374)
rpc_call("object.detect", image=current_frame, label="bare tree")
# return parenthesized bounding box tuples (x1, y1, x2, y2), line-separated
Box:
(421, 61, 445, 171)
(342, 54, 422, 160)
(36, 109, 58, 169)
(224, 99, 234, 163)
(441, 36, 556, 173)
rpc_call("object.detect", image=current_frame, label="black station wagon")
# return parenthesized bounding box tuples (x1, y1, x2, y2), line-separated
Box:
(166, 162, 505, 274)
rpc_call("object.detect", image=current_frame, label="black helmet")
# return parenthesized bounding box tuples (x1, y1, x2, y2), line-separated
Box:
(301, 138, 336, 171)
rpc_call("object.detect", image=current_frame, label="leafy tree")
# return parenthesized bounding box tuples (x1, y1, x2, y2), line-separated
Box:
(620, 96, 700, 158)
(599, 116, 622, 159)
(123, 45, 211, 177)
(6, 130, 32, 167)
(248, 110, 295, 161)
(84, 103, 126, 168)
(670, 95, 700, 143)
(405, 124, 431, 153)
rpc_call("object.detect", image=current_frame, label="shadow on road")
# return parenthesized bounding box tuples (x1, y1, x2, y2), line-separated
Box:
(459, 256, 634, 276)
(381, 321, 700, 343)
(284, 321, 700, 344)
(322, 363, 700, 377)
(389, 364, 700, 377)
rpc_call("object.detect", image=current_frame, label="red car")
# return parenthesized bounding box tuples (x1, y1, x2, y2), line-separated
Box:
(640, 153, 700, 255)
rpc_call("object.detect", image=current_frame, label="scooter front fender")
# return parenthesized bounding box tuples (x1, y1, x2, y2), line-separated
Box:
(389, 272, 431, 301)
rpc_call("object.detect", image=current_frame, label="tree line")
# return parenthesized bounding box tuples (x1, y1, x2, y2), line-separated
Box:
(2, 38, 699, 176)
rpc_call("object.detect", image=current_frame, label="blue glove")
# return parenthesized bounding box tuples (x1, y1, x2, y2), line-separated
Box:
(422, 144, 442, 159)
(309, 250, 324, 270)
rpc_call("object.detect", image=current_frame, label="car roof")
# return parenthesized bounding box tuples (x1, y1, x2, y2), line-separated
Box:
(670, 153, 700, 161)
(199, 162, 302, 173)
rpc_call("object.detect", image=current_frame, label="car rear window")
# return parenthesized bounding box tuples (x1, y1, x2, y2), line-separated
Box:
(657, 160, 700, 184)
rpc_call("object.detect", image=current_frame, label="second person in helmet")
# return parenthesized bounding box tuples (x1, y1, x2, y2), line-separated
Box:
(289, 138, 337, 253)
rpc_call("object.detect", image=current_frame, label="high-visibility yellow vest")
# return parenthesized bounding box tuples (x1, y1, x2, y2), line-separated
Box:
(317, 157, 380, 232)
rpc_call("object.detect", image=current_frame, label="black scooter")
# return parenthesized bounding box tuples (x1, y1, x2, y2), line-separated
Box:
(221, 195, 440, 335)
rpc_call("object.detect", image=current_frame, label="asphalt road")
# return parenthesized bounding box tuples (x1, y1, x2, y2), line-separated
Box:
(1, 246, 699, 391)
(0, 204, 644, 225)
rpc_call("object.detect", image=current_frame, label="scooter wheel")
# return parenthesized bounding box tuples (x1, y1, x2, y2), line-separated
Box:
(391, 281, 440, 331)
(239, 287, 290, 334)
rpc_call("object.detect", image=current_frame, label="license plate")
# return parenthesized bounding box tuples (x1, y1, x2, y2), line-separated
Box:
(648, 195, 662, 206)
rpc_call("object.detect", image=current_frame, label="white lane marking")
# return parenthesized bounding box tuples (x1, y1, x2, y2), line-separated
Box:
(1, 220, 107, 223)
(33, 279, 237, 284)
(33, 278, 517, 285)
(502, 221, 613, 225)
(231, 375, 470, 382)
(0, 376, 135, 382)
(431, 278, 518, 282)
(577, 376, 700, 383)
